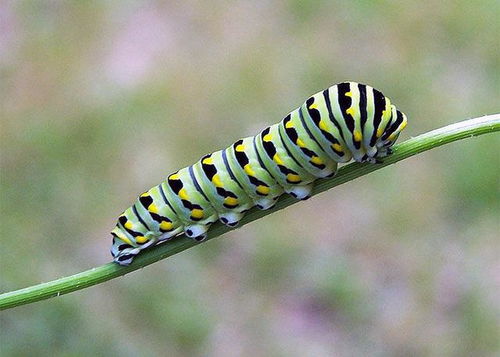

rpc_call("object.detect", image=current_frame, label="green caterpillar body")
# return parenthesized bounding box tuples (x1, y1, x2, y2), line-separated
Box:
(111, 82, 408, 265)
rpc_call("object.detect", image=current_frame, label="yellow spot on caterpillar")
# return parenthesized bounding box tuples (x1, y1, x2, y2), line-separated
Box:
(191, 209, 204, 219)
(136, 236, 148, 244)
(119, 236, 133, 245)
(235, 144, 245, 152)
(346, 107, 355, 116)
(148, 204, 158, 214)
(256, 185, 270, 195)
(244, 164, 255, 176)
(202, 157, 213, 165)
(287, 173, 301, 183)
(112, 229, 133, 245)
(179, 188, 188, 200)
(224, 196, 238, 206)
(160, 221, 173, 231)
(400, 120, 408, 130)
(285, 120, 293, 128)
(124, 221, 133, 230)
(332, 143, 343, 152)
(296, 138, 306, 148)
(140, 192, 149, 197)
(376, 128, 384, 138)
(310, 156, 323, 165)
(388, 133, 397, 141)
(263, 133, 273, 142)
(309, 103, 318, 109)
(345, 91, 352, 97)
(273, 154, 284, 165)
(212, 174, 223, 187)
(353, 130, 362, 142)
(319, 120, 328, 131)
(169, 173, 180, 180)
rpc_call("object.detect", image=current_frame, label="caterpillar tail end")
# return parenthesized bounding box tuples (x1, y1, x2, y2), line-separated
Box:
(111, 232, 157, 266)
(112, 245, 141, 266)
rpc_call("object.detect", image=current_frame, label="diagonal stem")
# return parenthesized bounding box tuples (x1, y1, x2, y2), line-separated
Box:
(1, 114, 499, 310)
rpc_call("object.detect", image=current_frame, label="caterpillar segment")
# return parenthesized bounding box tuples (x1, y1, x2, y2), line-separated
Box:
(192, 151, 253, 226)
(301, 90, 352, 163)
(279, 112, 338, 179)
(226, 137, 284, 209)
(164, 169, 219, 240)
(111, 81, 408, 265)
(139, 192, 182, 241)
(255, 124, 317, 200)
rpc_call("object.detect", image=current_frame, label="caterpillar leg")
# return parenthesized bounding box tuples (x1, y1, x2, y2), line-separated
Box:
(157, 227, 184, 243)
(184, 223, 210, 241)
(255, 197, 277, 210)
(219, 211, 244, 227)
(286, 183, 314, 200)
(375, 146, 393, 158)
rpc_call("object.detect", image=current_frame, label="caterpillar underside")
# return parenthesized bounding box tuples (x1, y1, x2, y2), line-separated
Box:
(111, 81, 408, 265)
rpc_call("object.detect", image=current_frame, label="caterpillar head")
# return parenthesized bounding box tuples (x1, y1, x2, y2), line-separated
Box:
(357, 106, 407, 164)
(373, 107, 408, 160)
(381, 108, 407, 145)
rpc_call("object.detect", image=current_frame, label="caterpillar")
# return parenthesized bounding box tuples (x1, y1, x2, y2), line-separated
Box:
(111, 81, 408, 265)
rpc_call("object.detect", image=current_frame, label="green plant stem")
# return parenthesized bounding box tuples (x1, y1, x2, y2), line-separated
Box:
(1, 114, 499, 310)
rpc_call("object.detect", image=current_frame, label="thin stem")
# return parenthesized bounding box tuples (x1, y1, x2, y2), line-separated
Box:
(1, 114, 499, 310)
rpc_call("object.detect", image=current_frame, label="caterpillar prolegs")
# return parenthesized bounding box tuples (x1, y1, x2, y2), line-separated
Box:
(111, 82, 408, 265)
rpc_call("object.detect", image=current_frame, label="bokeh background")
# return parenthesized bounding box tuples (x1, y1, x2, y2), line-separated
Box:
(1, 1, 499, 356)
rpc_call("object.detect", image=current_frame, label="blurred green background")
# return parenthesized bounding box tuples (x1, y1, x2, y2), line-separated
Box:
(1, 1, 499, 356)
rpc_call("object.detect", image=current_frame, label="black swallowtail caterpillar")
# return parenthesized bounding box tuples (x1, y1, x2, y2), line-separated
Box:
(111, 81, 408, 265)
